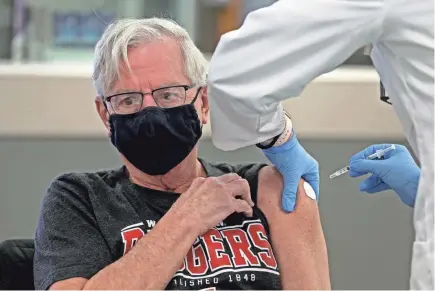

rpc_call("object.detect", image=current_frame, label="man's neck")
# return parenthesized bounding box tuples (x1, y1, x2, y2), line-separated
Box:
(124, 150, 207, 193)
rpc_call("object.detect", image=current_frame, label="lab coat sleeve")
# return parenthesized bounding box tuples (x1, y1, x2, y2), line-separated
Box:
(207, 0, 386, 151)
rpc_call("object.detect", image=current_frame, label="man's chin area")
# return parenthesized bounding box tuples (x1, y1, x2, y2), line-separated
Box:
(120, 150, 205, 191)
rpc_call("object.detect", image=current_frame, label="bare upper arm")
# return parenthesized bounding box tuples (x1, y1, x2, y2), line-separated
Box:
(256, 166, 330, 289)
(49, 277, 88, 290)
(256, 165, 325, 257)
(257, 166, 320, 224)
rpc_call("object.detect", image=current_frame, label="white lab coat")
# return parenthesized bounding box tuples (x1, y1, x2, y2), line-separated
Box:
(207, 0, 434, 289)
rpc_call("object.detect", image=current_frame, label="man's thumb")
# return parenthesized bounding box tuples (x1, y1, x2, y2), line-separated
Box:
(349, 159, 381, 177)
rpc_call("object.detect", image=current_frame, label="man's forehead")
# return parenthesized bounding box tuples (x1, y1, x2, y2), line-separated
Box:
(113, 39, 188, 92)
(126, 39, 183, 71)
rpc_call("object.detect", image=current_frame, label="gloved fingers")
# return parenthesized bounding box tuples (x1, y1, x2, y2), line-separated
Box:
(348, 169, 366, 178)
(360, 175, 391, 193)
(359, 175, 391, 194)
(281, 189, 297, 212)
(348, 159, 382, 177)
(301, 171, 320, 199)
(349, 144, 392, 163)
(359, 174, 381, 191)
(281, 175, 300, 212)
(365, 182, 391, 194)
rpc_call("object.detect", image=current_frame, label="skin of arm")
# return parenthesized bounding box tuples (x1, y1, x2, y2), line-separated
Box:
(257, 166, 331, 290)
(49, 208, 198, 290)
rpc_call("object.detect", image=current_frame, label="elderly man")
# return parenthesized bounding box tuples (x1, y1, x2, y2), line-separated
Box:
(33, 18, 330, 290)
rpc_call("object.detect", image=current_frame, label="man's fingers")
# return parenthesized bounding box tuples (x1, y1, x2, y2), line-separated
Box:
(228, 179, 254, 206)
(233, 199, 253, 217)
(215, 173, 242, 183)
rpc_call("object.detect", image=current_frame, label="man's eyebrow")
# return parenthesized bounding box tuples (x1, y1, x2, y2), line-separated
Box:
(158, 82, 182, 87)
(112, 89, 141, 95)
(111, 83, 184, 95)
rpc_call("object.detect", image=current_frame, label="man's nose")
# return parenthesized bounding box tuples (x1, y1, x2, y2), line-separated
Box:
(141, 95, 158, 108)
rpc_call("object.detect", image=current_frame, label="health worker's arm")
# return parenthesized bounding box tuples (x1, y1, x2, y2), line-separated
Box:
(257, 166, 330, 289)
(207, 0, 386, 151)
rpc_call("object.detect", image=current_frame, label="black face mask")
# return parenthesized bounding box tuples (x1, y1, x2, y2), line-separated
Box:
(109, 96, 202, 176)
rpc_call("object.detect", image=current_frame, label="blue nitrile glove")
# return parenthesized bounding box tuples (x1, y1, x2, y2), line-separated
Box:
(348, 144, 420, 207)
(263, 130, 319, 212)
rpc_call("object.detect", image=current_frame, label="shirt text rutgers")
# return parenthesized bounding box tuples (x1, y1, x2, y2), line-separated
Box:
(121, 219, 278, 278)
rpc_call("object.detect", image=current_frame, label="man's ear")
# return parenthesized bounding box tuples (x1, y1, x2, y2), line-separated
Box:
(200, 86, 209, 124)
(95, 97, 111, 137)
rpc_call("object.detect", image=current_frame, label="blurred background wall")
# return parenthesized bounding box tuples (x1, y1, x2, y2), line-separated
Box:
(0, 0, 414, 289)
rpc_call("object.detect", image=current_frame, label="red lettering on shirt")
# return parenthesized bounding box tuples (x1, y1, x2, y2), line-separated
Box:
(201, 228, 232, 272)
(221, 228, 260, 267)
(121, 227, 145, 255)
(186, 244, 208, 275)
(247, 223, 278, 269)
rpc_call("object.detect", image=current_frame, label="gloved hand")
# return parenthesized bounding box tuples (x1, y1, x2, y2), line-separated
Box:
(263, 130, 319, 212)
(348, 144, 420, 207)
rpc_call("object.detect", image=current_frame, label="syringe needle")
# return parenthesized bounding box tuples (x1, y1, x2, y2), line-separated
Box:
(329, 145, 396, 179)
(329, 166, 350, 179)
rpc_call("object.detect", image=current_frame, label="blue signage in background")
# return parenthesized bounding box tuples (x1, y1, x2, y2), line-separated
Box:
(53, 12, 81, 47)
(79, 11, 116, 46)
(53, 10, 115, 48)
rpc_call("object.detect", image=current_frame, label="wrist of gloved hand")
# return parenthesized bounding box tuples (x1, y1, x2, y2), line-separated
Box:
(257, 113, 293, 149)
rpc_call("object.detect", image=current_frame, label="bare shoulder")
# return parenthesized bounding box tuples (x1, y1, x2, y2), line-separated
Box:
(49, 277, 88, 290)
(256, 166, 283, 209)
(256, 166, 320, 223)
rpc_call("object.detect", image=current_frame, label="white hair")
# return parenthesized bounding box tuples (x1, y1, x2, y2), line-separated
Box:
(92, 18, 208, 96)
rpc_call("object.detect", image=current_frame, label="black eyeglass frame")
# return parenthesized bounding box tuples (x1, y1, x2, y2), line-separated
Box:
(102, 84, 197, 113)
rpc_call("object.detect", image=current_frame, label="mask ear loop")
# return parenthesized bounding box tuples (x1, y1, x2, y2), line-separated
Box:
(189, 86, 205, 131)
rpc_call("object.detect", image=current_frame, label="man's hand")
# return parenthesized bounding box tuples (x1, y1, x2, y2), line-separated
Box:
(171, 173, 254, 235)
(262, 130, 319, 212)
(348, 144, 420, 207)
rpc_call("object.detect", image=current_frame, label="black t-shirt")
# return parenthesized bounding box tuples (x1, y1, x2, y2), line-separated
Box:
(33, 159, 281, 290)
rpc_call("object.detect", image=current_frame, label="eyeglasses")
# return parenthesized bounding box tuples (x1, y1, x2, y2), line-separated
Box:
(103, 84, 196, 115)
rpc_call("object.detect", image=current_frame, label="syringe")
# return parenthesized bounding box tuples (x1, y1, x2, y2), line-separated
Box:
(329, 144, 396, 179)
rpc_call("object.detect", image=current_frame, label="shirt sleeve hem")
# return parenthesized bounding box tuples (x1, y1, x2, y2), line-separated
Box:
(37, 265, 101, 290)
